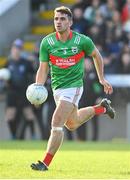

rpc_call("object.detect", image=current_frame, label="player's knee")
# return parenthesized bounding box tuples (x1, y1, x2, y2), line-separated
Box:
(51, 126, 64, 139)
(52, 114, 64, 127)
(66, 126, 76, 131)
(65, 123, 77, 131)
(65, 120, 77, 131)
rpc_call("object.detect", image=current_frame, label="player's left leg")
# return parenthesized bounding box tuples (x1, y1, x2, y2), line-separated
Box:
(65, 98, 115, 131)
(65, 105, 95, 131)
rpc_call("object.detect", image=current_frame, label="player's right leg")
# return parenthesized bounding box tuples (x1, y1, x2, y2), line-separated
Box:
(31, 100, 75, 171)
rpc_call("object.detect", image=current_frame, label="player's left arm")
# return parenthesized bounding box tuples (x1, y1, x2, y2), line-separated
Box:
(90, 48, 113, 94)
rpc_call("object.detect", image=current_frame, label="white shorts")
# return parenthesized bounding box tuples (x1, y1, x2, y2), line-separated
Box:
(53, 87, 83, 107)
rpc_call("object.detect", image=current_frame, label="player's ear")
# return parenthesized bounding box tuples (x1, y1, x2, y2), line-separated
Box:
(69, 20, 73, 27)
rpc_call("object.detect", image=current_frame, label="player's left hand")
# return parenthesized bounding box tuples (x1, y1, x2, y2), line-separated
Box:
(99, 79, 113, 94)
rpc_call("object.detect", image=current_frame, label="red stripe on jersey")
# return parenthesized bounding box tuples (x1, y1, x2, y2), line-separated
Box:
(49, 51, 85, 69)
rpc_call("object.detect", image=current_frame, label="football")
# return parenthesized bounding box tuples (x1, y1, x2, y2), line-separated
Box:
(0, 68, 11, 81)
(26, 83, 48, 105)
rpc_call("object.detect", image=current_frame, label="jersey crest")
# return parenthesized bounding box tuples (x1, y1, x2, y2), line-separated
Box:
(71, 47, 78, 54)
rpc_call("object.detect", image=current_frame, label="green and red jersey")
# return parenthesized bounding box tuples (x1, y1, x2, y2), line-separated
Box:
(39, 31, 95, 90)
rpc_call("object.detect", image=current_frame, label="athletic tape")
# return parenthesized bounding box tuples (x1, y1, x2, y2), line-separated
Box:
(52, 127, 63, 131)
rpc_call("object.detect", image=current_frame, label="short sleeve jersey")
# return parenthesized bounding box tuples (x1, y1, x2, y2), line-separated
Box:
(39, 31, 95, 90)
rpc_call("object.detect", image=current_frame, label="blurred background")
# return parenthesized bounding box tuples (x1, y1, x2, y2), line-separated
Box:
(0, 0, 130, 141)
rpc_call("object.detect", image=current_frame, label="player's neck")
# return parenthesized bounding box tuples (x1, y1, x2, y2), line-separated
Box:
(57, 29, 71, 42)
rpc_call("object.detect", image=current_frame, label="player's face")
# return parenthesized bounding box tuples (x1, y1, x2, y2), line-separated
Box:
(54, 12, 72, 33)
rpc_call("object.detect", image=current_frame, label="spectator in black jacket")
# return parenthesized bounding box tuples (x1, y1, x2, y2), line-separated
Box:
(5, 39, 36, 139)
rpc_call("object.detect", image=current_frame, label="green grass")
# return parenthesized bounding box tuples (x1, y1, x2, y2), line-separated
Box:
(0, 140, 130, 179)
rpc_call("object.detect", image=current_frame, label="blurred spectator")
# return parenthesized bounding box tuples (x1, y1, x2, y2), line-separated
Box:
(30, 0, 47, 11)
(83, 0, 101, 26)
(103, 52, 118, 74)
(100, 0, 117, 20)
(103, 10, 123, 73)
(111, 10, 123, 41)
(71, 0, 90, 12)
(118, 46, 130, 74)
(72, 6, 88, 34)
(88, 10, 106, 46)
(4, 39, 36, 139)
(120, 52, 130, 73)
(121, 43, 130, 53)
(121, 0, 130, 23)
(123, 11, 130, 33)
(117, 43, 130, 102)
(118, 0, 126, 11)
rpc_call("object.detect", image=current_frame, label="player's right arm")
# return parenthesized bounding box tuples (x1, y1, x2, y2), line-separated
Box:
(36, 37, 49, 85)
(35, 61, 49, 85)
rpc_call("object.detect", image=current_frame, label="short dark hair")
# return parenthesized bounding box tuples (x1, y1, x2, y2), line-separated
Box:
(54, 6, 73, 19)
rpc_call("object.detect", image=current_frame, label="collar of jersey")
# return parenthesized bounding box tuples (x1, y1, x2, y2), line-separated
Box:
(56, 30, 73, 41)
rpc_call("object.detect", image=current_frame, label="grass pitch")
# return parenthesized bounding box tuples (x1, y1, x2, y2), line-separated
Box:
(0, 140, 130, 179)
